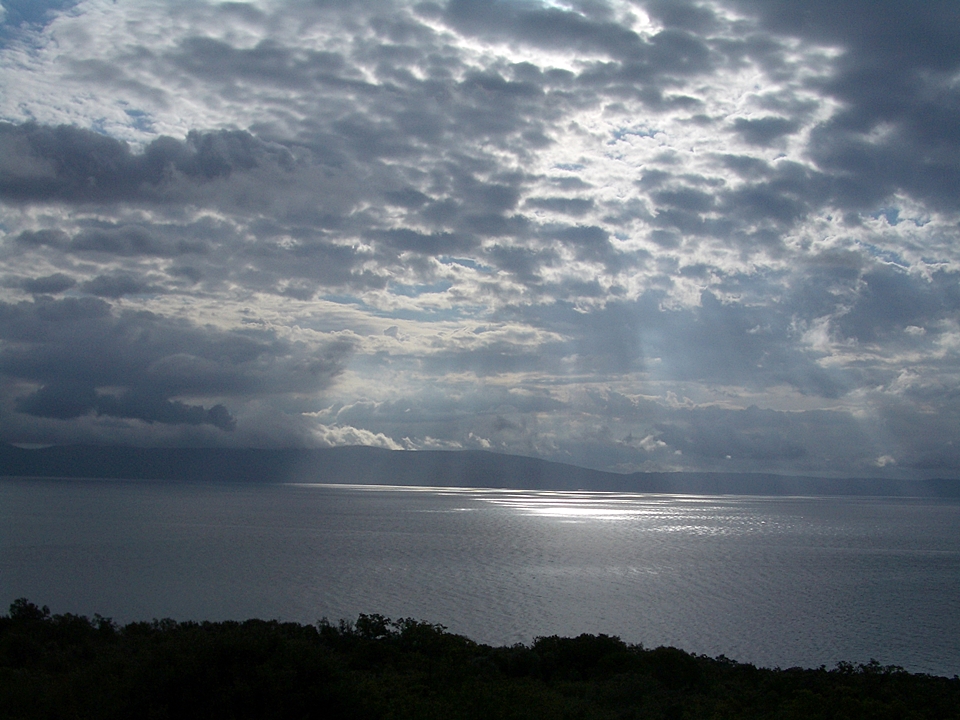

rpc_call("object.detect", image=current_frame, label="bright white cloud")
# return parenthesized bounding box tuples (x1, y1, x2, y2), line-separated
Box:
(308, 421, 404, 451)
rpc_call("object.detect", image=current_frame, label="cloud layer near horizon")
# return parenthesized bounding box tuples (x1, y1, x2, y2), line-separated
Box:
(1, 0, 959, 477)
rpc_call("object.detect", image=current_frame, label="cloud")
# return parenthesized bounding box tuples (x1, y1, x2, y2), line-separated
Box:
(15, 382, 236, 430)
(80, 272, 160, 298)
(443, 0, 646, 58)
(0, 123, 295, 205)
(19, 273, 76, 294)
(732, 0, 960, 213)
(0, 295, 354, 441)
(309, 422, 404, 450)
(0, 0, 958, 477)
(731, 116, 800, 146)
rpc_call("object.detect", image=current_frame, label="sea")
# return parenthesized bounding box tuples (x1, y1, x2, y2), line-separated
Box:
(2, 477, 958, 677)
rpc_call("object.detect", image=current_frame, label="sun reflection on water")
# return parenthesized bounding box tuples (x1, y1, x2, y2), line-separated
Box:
(482, 491, 686, 522)
(287, 483, 776, 532)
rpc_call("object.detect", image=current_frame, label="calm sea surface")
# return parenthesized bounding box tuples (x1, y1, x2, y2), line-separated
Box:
(2, 478, 958, 677)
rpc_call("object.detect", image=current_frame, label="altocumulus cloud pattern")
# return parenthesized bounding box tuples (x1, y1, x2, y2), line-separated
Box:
(1, 0, 959, 478)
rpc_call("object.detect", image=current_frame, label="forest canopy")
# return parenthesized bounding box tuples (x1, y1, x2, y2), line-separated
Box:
(1, 599, 958, 719)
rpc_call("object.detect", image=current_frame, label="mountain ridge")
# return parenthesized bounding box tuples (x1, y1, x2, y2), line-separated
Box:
(1, 443, 957, 497)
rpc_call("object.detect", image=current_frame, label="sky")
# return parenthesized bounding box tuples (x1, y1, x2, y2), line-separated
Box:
(0, 0, 959, 478)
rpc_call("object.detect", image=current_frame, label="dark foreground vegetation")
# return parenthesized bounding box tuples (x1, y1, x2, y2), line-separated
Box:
(2, 600, 957, 720)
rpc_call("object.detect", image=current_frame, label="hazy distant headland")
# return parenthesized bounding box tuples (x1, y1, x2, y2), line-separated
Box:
(2, 443, 958, 498)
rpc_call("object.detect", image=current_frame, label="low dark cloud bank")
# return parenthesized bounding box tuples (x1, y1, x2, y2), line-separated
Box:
(0, 0, 958, 477)
(0, 123, 295, 204)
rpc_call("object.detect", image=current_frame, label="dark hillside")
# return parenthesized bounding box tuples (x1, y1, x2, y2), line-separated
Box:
(3, 443, 959, 496)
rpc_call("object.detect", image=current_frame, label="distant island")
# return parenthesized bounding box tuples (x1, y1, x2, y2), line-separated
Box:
(2, 443, 958, 497)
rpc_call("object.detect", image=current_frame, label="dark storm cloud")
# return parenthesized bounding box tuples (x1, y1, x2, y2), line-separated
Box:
(484, 244, 560, 283)
(640, 160, 835, 249)
(731, 116, 800, 146)
(369, 228, 476, 255)
(0, 296, 354, 431)
(525, 196, 594, 216)
(730, 0, 960, 212)
(833, 265, 959, 343)
(0, 123, 294, 204)
(169, 36, 351, 89)
(19, 273, 76, 295)
(9, 215, 388, 296)
(441, 0, 722, 110)
(15, 382, 236, 431)
(550, 224, 625, 269)
(732, 0, 960, 71)
(67, 224, 209, 257)
(719, 165, 818, 226)
(242, 235, 390, 292)
(383, 188, 431, 209)
(604, 0, 960, 241)
(651, 186, 714, 213)
(785, 251, 960, 356)
(470, 220, 624, 286)
(444, 0, 646, 58)
(11, 228, 69, 249)
(644, 0, 719, 33)
(808, 116, 960, 213)
(79, 272, 159, 299)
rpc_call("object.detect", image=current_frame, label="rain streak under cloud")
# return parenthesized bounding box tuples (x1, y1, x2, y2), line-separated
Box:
(0, 0, 959, 478)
